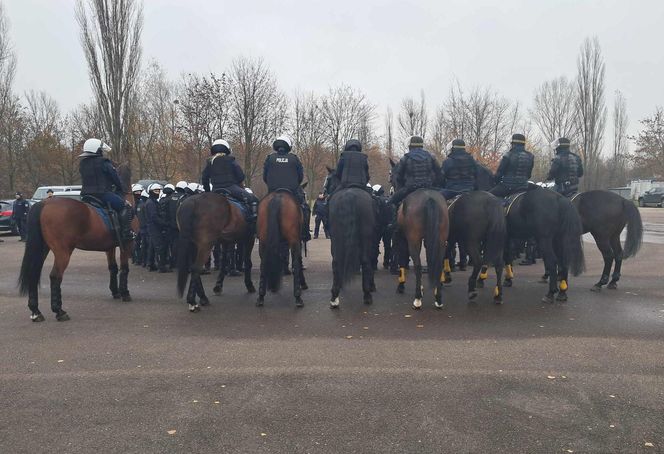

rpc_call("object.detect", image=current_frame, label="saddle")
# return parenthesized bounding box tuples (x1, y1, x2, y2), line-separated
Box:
(503, 191, 527, 216)
(212, 189, 250, 220)
(446, 194, 462, 211)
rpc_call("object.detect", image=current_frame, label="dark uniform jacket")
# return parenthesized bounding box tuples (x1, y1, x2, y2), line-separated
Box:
(313, 199, 327, 218)
(495, 145, 534, 187)
(201, 154, 245, 192)
(262, 151, 304, 193)
(144, 197, 166, 230)
(335, 150, 370, 187)
(395, 148, 441, 189)
(79, 156, 124, 195)
(547, 150, 583, 195)
(12, 199, 30, 220)
(159, 193, 181, 230)
(441, 149, 478, 192)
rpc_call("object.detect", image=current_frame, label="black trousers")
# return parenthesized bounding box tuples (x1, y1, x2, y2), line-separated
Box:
(15, 218, 26, 239)
(314, 216, 329, 238)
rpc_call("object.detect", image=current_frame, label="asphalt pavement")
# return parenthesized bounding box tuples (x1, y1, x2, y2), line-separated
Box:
(0, 209, 662, 453)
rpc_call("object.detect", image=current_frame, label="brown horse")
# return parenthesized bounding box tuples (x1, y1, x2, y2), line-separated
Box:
(256, 190, 307, 307)
(176, 192, 256, 312)
(18, 194, 138, 322)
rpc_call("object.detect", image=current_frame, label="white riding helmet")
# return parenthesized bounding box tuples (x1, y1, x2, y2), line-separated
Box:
(141, 190, 148, 198)
(164, 183, 175, 191)
(187, 182, 199, 193)
(176, 181, 188, 190)
(131, 183, 144, 193)
(197, 184, 205, 193)
(212, 139, 231, 151)
(273, 134, 293, 150)
(372, 184, 382, 192)
(79, 138, 111, 157)
(148, 183, 163, 193)
(245, 188, 253, 194)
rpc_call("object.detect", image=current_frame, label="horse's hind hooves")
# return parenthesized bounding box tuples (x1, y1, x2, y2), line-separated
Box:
(112, 293, 121, 300)
(121, 294, 132, 302)
(503, 279, 513, 288)
(295, 299, 304, 308)
(56, 311, 70, 322)
(188, 304, 201, 313)
(199, 297, 210, 306)
(300, 283, 309, 291)
(556, 292, 568, 302)
(213, 286, 222, 295)
(590, 285, 602, 292)
(30, 313, 45, 323)
(541, 294, 554, 304)
(607, 282, 618, 290)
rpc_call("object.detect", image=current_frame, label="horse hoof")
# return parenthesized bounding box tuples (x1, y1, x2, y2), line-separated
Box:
(468, 291, 478, 301)
(412, 298, 422, 310)
(56, 311, 70, 322)
(213, 286, 222, 295)
(300, 283, 309, 291)
(256, 298, 264, 307)
(330, 297, 340, 309)
(503, 279, 513, 288)
(200, 297, 210, 306)
(295, 299, 304, 308)
(493, 297, 503, 305)
(434, 301, 444, 310)
(476, 280, 485, 289)
(121, 294, 132, 302)
(396, 286, 405, 294)
(112, 293, 121, 300)
(556, 292, 568, 302)
(541, 294, 554, 304)
(188, 304, 201, 313)
(590, 285, 602, 292)
(607, 282, 618, 290)
(364, 295, 373, 305)
(30, 313, 45, 322)
(538, 278, 548, 284)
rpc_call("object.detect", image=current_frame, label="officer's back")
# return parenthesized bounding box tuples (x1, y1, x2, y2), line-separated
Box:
(336, 139, 369, 188)
(263, 136, 302, 193)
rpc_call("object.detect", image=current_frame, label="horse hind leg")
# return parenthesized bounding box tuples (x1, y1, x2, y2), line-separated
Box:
(291, 246, 303, 308)
(466, 245, 482, 302)
(106, 250, 120, 299)
(119, 246, 132, 302)
(50, 248, 72, 321)
(330, 255, 341, 309)
(591, 234, 613, 292)
(538, 238, 558, 304)
(410, 243, 423, 310)
(244, 239, 257, 294)
(607, 234, 623, 290)
(213, 244, 227, 295)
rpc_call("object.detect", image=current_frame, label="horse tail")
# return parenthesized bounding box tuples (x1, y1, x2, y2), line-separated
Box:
(176, 199, 196, 297)
(623, 199, 643, 259)
(423, 196, 444, 288)
(18, 202, 47, 296)
(483, 195, 506, 265)
(334, 191, 361, 285)
(265, 194, 284, 292)
(560, 197, 585, 276)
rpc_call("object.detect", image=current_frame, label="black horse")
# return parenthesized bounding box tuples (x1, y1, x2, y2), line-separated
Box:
(504, 187, 585, 303)
(444, 191, 506, 303)
(573, 190, 642, 291)
(324, 169, 377, 307)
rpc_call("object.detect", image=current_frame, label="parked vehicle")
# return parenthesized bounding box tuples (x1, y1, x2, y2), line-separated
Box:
(52, 190, 82, 201)
(638, 186, 664, 207)
(0, 200, 18, 234)
(32, 185, 82, 201)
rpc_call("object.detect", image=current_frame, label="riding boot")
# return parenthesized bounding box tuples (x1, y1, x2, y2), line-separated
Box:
(119, 207, 135, 242)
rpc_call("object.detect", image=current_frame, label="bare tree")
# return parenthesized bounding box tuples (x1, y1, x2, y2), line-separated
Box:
(608, 90, 629, 186)
(575, 37, 607, 189)
(397, 91, 428, 147)
(22, 91, 64, 187)
(630, 107, 664, 179)
(531, 77, 578, 144)
(76, 0, 143, 183)
(320, 85, 375, 161)
(291, 91, 330, 194)
(229, 57, 286, 186)
(384, 107, 394, 158)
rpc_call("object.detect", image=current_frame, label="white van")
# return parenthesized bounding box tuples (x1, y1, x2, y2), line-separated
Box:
(32, 185, 82, 201)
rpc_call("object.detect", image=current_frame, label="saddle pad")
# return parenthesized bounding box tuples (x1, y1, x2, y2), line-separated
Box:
(504, 192, 527, 216)
(90, 206, 113, 231)
(228, 199, 248, 216)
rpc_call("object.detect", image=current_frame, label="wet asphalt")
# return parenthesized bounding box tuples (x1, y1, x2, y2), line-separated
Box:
(0, 209, 662, 453)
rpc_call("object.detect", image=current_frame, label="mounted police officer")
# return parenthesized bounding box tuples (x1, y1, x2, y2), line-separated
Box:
(389, 136, 442, 206)
(440, 139, 478, 199)
(546, 137, 584, 197)
(78, 138, 133, 242)
(333, 139, 370, 191)
(201, 139, 259, 221)
(489, 133, 534, 198)
(144, 183, 169, 272)
(263, 135, 311, 241)
(12, 192, 30, 241)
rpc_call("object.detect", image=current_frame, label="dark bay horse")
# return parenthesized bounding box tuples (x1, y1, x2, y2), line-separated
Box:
(256, 190, 307, 307)
(324, 170, 377, 307)
(444, 191, 506, 303)
(176, 192, 256, 313)
(573, 190, 642, 291)
(504, 188, 585, 303)
(18, 194, 138, 322)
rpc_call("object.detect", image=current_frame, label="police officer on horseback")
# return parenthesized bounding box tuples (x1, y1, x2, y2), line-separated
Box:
(334, 139, 371, 191)
(389, 136, 441, 206)
(78, 138, 133, 242)
(489, 133, 534, 198)
(201, 139, 259, 221)
(546, 137, 584, 197)
(440, 138, 478, 199)
(263, 135, 311, 241)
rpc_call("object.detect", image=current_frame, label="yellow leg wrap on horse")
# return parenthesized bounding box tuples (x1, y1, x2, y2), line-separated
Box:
(560, 279, 568, 291)
(505, 265, 514, 279)
(479, 268, 488, 280)
(494, 286, 500, 297)
(444, 259, 451, 273)
(440, 270, 446, 283)
(399, 267, 406, 284)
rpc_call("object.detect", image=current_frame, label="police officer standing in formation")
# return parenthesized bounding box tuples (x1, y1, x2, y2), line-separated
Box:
(313, 193, 329, 239)
(489, 133, 535, 198)
(263, 135, 311, 241)
(144, 183, 169, 273)
(333, 139, 371, 192)
(546, 137, 584, 197)
(159, 184, 179, 269)
(440, 139, 478, 199)
(78, 138, 133, 242)
(131, 184, 144, 264)
(389, 136, 442, 206)
(12, 192, 30, 241)
(201, 139, 259, 221)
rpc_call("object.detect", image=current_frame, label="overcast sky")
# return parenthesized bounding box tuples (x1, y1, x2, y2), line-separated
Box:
(5, 0, 664, 144)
